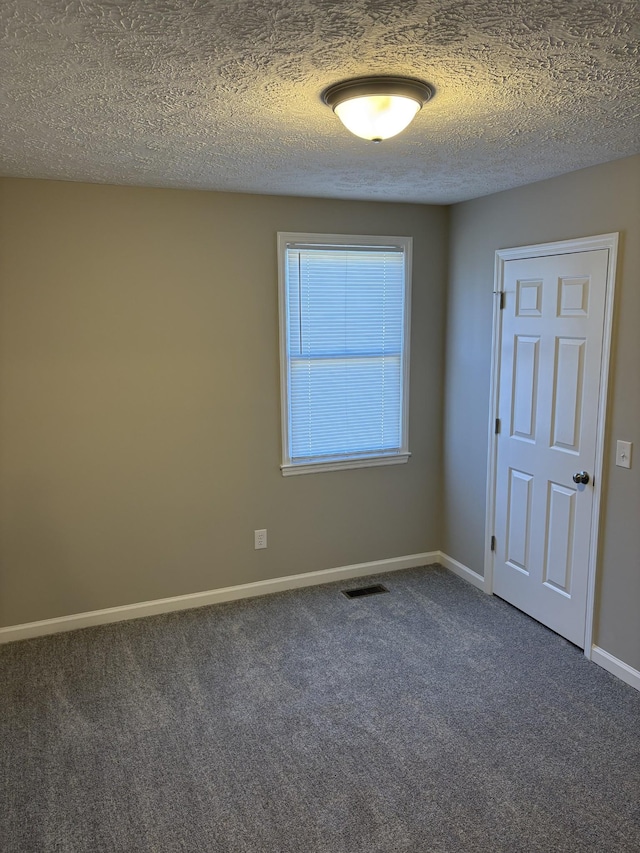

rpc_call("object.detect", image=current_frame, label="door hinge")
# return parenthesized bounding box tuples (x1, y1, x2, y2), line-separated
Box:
(499, 291, 505, 309)
(495, 418, 501, 435)
(490, 535, 496, 552)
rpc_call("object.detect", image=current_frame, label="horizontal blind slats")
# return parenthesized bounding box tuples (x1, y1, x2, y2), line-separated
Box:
(285, 243, 406, 462)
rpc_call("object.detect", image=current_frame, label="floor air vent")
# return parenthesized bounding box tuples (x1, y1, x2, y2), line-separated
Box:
(342, 584, 389, 599)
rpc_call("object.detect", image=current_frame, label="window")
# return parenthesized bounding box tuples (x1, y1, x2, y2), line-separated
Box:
(278, 232, 412, 475)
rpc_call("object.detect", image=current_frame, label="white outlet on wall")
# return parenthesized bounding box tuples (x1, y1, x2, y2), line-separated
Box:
(254, 529, 267, 550)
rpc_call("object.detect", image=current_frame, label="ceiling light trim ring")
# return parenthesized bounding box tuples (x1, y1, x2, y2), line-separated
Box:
(322, 76, 434, 110)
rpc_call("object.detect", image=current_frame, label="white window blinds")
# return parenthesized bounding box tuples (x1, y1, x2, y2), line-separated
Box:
(278, 234, 411, 474)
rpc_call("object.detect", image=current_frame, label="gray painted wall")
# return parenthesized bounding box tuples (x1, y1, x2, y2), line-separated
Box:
(0, 179, 447, 627)
(444, 155, 640, 670)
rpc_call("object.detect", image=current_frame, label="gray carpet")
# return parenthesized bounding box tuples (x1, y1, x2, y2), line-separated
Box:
(1, 565, 639, 852)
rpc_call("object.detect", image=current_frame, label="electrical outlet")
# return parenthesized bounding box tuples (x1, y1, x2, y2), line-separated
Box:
(254, 529, 267, 550)
(616, 440, 632, 469)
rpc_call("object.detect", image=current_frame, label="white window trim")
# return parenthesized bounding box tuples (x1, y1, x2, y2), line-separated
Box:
(277, 232, 412, 476)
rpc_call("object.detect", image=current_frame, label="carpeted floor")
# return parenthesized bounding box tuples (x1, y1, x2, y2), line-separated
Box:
(1, 564, 639, 852)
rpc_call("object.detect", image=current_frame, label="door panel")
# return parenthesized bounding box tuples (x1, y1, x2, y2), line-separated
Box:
(493, 249, 609, 647)
(506, 468, 533, 574)
(512, 336, 539, 441)
(543, 482, 576, 594)
(551, 338, 585, 451)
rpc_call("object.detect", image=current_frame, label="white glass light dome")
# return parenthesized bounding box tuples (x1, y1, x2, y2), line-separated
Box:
(323, 77, 434, 142)
(334, 95, 421, 141)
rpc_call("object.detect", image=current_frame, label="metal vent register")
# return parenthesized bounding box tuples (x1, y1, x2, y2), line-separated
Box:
(341, 584, 389, 599)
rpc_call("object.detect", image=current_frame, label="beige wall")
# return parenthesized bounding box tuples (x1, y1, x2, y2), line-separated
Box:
(0, 178, 447, 627)
(3, 159, 637, 672)
(444, 155, 640, 669)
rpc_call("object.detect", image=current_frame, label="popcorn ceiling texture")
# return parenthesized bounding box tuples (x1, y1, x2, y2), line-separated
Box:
(0, 0, 638, 203)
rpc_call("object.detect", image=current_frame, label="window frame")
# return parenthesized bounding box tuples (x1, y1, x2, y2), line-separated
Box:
(277, 231, 412, 476)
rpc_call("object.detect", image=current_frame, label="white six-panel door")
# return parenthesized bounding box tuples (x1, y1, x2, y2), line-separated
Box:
(493, 249, 610, 647)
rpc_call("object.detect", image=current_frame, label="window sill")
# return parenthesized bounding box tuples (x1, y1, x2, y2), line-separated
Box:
(281, 452, 410, 476)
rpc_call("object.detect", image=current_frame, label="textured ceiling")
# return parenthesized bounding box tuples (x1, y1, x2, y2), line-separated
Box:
(1, 0, 638, 203)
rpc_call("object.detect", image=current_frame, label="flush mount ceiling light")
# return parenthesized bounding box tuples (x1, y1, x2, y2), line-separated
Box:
(322, 76, 434, 142)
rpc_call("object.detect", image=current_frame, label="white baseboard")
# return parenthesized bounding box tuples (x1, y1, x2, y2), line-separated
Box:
(0, 551, 439, 645)
(590, 645, 640, 692)
(7, 552, 636, 693)
(438, 552, 486, 591)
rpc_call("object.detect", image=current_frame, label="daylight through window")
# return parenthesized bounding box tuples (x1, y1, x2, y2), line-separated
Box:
(278, 233, 412, 475)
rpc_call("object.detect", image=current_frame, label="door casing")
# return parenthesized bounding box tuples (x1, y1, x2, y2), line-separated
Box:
(484, 233, 619, 660)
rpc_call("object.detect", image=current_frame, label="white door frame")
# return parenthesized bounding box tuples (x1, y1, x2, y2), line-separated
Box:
(484, 233, 619, 660)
